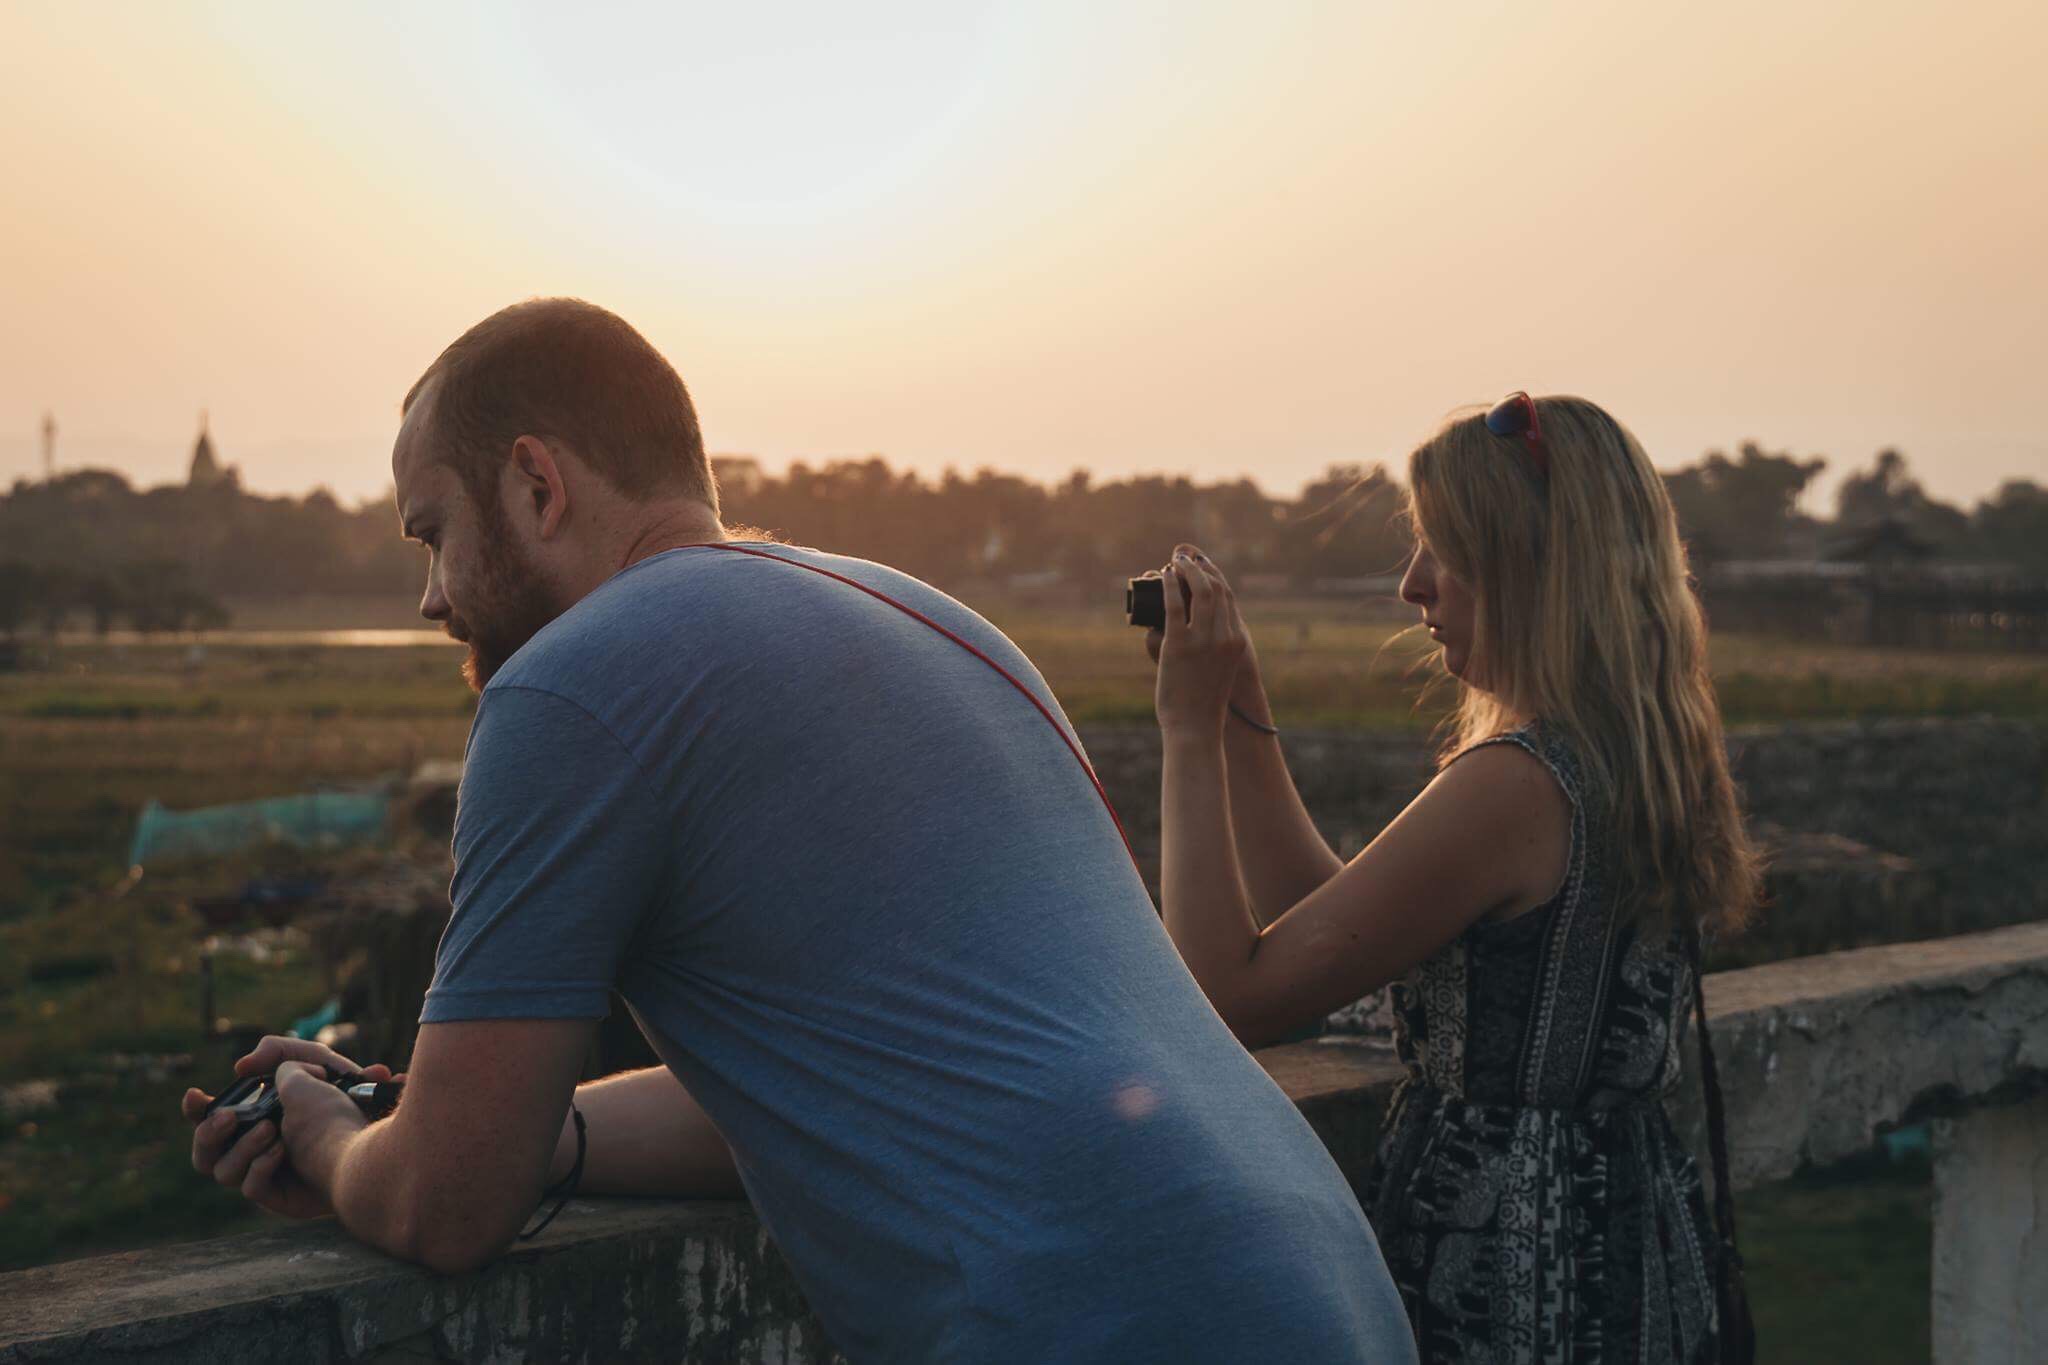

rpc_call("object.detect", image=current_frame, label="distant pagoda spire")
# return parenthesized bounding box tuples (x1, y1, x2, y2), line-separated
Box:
(187, 409, 238, 490)
(41, 411, 56, 481)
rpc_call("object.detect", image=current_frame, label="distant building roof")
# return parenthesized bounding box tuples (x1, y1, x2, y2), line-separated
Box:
(1707, 556, 2023, 585)
(1823, 517, 1936, 564)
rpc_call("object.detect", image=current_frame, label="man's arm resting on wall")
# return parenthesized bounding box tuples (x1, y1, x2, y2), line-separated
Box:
(284, 1019, 739, 1275)
(548, 1060, 744, 1198)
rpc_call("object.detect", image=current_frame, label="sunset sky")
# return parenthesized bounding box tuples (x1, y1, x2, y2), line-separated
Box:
(2, 1, 2043, 511)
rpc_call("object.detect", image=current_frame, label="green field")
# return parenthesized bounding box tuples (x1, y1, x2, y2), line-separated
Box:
(7, 597, 2044, 926)
(1, 597, 2035, 1352)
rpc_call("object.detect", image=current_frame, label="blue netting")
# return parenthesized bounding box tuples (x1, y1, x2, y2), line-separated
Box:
(128, 791, 390, 868)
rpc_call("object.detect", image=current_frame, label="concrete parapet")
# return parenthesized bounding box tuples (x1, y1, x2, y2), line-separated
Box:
(1672, 922, 2048, 1189)
(1933, 1095, 2048, 1365)
(0, 1201, 828, 1364)
(6, 924, 2047, 1362)
(0, 1046, 1406, 1365)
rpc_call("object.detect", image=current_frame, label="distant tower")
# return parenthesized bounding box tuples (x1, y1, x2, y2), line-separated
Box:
(40, 411, 56, 481)
(186, 410, 239, 490)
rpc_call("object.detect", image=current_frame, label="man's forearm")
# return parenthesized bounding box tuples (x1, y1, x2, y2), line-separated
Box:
(551, 1065, 743, 1198)
(291, 1062, 739, 1268)
(302, 1066, 742, 1271)
(303, 1113, 446, 1263)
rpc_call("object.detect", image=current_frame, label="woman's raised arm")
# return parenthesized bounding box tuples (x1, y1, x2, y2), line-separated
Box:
(1147, 546, 1341, 923)
(1156, 562, 1569, 1046)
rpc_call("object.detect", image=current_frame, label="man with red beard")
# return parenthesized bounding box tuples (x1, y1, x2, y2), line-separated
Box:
(183, 299, 1412, 1364)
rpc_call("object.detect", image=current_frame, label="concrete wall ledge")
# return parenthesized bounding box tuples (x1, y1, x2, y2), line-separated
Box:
(1680, 920, 2048, 1188)
(6, 922, 2046, 1363)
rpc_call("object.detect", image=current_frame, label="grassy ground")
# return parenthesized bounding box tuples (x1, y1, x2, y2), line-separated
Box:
(1743, 1151, 1934, 1364)
(0, 636, 469, 1267)
(0, 596, 2033, 1342)
(7, 599, 2042, 928)
(0, 839, 340, 1264)
(992, 597, 2048, 731)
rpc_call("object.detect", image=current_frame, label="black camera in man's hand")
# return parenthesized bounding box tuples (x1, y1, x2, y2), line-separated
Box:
(203, 1069, 403, 1143)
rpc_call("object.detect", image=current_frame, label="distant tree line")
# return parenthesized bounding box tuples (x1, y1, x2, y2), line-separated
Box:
(0, 471, 413, 639)
(1660, 442, 2048, 571)
(718, 458, 1413, 589)
(1, 445, 2043, 638)
(0, 559, 230, 641)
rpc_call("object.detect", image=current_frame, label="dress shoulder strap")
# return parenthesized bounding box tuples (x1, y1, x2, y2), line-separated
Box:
(1465, 724, 1622, 1101)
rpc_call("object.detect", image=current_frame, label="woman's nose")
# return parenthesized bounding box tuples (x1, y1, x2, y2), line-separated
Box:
(1398, 558, 1431, 606)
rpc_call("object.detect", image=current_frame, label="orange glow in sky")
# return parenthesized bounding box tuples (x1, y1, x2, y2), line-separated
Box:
(2, 1, 2043, 507)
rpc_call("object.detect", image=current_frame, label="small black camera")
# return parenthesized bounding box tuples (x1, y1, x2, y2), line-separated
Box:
(1126, 576, 1165, 630)
(205, 1073, 285, 1144)
(203, 1069, 402, 1144)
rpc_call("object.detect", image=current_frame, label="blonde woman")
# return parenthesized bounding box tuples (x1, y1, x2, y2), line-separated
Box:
(1148, 394, 1757, 1365)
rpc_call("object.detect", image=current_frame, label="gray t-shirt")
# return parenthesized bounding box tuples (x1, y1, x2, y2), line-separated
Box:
(423, 543, 1414, 1364)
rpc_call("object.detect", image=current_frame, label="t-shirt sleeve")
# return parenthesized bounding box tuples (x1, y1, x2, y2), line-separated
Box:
(421, 684, 671, 1023)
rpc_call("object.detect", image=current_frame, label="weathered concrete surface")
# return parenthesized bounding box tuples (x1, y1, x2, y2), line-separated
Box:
(1725, 718, 2048, 933)
(0, 1045, 1401, 1365)
(1306, 923, 2048, 1198)
(1670, 922, 2048, 1189)
(1292, 924, 2048, 1200)
(7, 924, 2046, 1362)
(1933, 1095, 2048, 1365)
(0, 1201, 832, 1365)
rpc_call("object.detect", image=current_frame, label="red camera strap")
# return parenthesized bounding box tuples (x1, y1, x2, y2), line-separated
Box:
(681, 543, 1138, 870)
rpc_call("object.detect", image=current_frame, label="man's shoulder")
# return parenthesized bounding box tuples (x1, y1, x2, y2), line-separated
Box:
(479, 544, 876, 701)
(486, 550, 731, 695)
(485, 542, 998, 717)
(677, 542, 946, 608)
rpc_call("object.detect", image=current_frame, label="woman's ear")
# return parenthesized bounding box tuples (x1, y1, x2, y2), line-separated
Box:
(510, 436, 570, 539)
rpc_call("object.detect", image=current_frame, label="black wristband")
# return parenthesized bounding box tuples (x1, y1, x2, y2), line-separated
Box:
(1228, 702, 1280, 736)
(517, 1102, 586, 1241)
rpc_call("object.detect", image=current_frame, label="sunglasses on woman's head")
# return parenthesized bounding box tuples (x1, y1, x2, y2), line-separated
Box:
(1484, 391, 1549, 482)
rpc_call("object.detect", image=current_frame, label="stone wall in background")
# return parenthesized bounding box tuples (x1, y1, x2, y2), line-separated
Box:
(1728, 718, 2047, 942)
(1076, 726, 1432, 882)
(1079, 717, 2048, 982)
(390, 718, 2042, 1050)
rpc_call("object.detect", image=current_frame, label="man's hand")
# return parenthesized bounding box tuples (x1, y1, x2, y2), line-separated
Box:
(182, 1035, 399, 1221)
(273, 1058, 371, 1191)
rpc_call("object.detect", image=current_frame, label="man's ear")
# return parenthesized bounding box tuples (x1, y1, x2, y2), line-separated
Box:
(510, 436, 569, 540)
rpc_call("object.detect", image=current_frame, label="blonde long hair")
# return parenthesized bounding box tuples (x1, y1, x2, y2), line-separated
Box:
(1406, 396, 1759, 937)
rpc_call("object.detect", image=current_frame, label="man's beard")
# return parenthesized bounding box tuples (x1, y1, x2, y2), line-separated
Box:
(450, 531, 559, 693)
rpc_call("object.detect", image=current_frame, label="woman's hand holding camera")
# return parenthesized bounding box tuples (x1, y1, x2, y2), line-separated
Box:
(1149, 543, 1264, 739)
(182, 1035, 400, 1220)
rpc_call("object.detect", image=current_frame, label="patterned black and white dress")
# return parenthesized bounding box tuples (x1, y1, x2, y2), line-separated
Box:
(1363, 721, 1719, 1364)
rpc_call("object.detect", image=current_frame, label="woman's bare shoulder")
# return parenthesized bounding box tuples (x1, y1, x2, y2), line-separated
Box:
(1422, 739, 1573, 915)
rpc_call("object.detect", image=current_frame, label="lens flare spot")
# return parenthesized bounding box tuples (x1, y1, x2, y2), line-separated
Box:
(1112, 1080, 1161, 1123)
